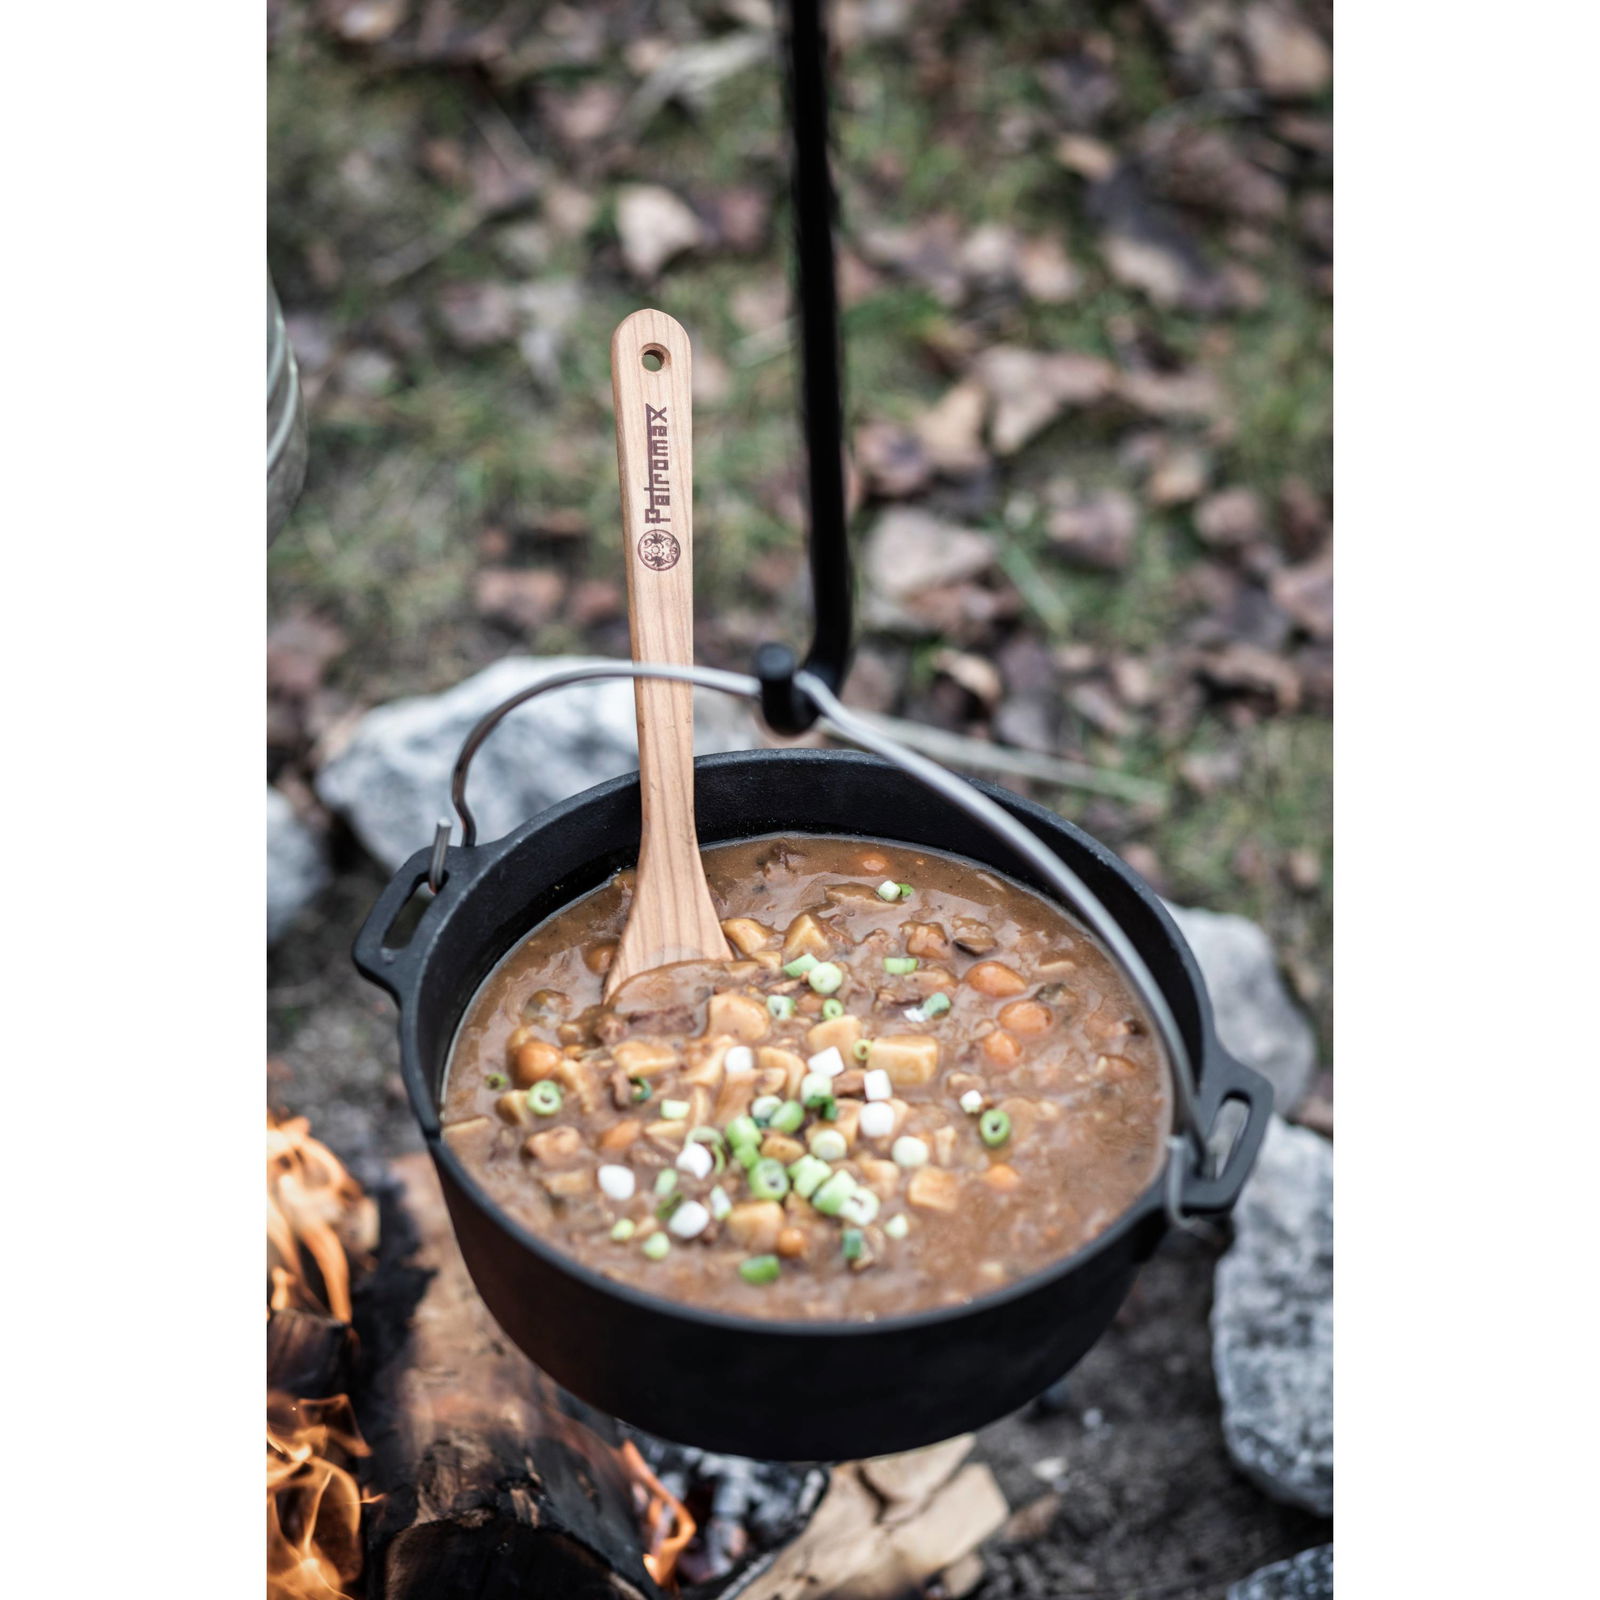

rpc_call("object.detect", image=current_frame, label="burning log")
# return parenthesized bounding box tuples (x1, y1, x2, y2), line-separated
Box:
(358, 1154, 666, 1600)
(361, 1154, 1008, 1600)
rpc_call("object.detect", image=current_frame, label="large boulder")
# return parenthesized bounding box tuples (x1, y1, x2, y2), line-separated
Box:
(1212, 1116, 1333, 1516)
(1166, 904, 1317, 1112)
(267, 787, 330, 944)
(1229, 1544, 1333, 1600)
(316, 656, 756, 871)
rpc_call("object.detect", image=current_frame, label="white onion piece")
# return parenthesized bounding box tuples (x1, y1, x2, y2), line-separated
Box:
(858, 1101, 896, 1140)
(863, 1068, 892, 1102)
(668, 1200, 710, 1238)
(807, 1045, 846, 1078)
(676, 1142, 714, 1180)
(597, 1164, 636, 1201)
(724, 1044, 755, 1077)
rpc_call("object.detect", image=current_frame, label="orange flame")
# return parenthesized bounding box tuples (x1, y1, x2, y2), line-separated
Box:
(268, 1116, 377, 1600)
(620, 1440, 697, 1587)
(267, 1393, 371, 1600)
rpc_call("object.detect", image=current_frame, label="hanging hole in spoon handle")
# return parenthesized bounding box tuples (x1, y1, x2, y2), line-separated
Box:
(606, 310, 732, 995)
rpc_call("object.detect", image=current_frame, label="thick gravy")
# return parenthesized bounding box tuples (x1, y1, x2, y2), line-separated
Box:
(442, 836, 1171, 1321)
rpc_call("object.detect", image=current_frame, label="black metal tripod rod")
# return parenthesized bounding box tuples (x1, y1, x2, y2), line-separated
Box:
(771, 0, 853, 727)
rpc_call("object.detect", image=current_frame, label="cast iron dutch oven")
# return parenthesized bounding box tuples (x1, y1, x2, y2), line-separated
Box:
(355, 746, 1271, 1461)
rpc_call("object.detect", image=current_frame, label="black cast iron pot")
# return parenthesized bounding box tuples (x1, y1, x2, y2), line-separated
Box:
(355, 748, 1270, 1461)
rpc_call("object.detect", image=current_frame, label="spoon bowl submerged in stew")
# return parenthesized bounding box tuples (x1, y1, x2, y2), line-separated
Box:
(442, 834, 1172, 1322)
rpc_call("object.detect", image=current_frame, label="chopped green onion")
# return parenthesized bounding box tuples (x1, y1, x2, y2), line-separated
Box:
(656, 1192, 682, 1220)
(980, 1109, 1013, 1148)
(788, 1154, 831, 1198)
(739, 1254, 781, 1285)
(659, 1098, 690, 1121)
(767, 994, 797, 1020)
(876, 880, 901, 902)
(688, 1125, 725, 1149)
(484, 1072, 507, 1091)
(852, 1038, 873, 1062)
(654, 1169, 679, 1197)
(821, 998, 845, 1021)
(811, 1095, 838, 1121)
(629, 1078, 652, 1104)
(807, 962, 844, 996)
(751, 1094, 782, 1125)
(749, 1157, 791, 1200)
(800, 1071, 833, 1105)
(923, 991, 952, 1018)
(735, 1142, 761, 1170)
(610, 1218, 636, 1241)
(897, 883, 914, 899)
(783, 953, 819, 978)
(527, 1081, 563, 1116)
(841, 1187, 880, 1225)
(708, 1185, 732, 1220)
(884, 1214, 910, 1240)
(809, 1128, 848, 1162)
(841, 1227, 865, 1261)
(768, 1098, 806, 1134)
(883, 956, 918, 976)
(959, 1089, 984, 1115)
(812, 1171, 858, 1216)
(726, 1114, 761, 1151)
(641, 1232, 670, 1260)
(892, 1135, 930, 1168)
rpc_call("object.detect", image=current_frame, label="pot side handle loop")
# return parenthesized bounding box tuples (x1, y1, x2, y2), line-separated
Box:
(1177, 1050, 1274, 1217)
(352, 857, 434, 998)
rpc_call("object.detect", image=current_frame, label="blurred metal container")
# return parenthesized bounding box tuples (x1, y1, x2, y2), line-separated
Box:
(267, 277, 308, 541)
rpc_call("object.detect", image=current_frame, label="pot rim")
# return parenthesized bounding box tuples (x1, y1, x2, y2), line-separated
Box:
(387, 747, 1224, 1341)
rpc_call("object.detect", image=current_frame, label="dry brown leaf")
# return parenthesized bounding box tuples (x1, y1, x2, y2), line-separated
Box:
(1117, 367, 1225, 420)
(615, 184, 704, 279)
(863, 508, 996, 601)
(1270, 548, 1333, 640)
(1045, 484, 1140, 571)
(1195, 487, 1266, 547)
(1016, 236, 1083, 303)
(1055, 133, 1118, 181)
(1241, 3, 1332, 98)
(1147, 445, 1212, 506)
(854, 421, 933, 499)
(976, 347, 1115, 455)
(915, 381, 989, 476)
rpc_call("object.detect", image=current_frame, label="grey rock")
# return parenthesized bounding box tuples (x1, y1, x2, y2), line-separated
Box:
(267, 787, 330, 944)
(1213, 1116, 1333, 1516)
(1229, 1544, 1333, 1600)
(316, 656, 756, 872)
(1166, 903, 1317, 1112)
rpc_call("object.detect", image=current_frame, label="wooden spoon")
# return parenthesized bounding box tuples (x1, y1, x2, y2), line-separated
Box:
(604, 309, 732, 998)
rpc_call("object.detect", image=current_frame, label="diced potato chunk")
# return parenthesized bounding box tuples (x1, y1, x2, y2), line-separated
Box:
(613, 1039, 677, 1077)
(761, 1132, 805, 1165)
(906, 1165, 962, 1212)
(542, 1167, 594, 1197)
(859, 1158, 901, 1198)
(870, 1034, 940, 1086)
(441, 1116, 494, 1162)
(724, 1201, 785, 1253)
(510, 1037, 564, 1088)
(781, 911, 832, 961)
(495, 1092, 532, 1127)
(981, 1030, 1021, 1069)
(550, 1057, 602, 1113)
(721, 917, 775, 955)
(757, 1047, 807, 1096)
(777, 1226, 809, 1259)
(830, 1101, 861, 1146)
(951, 917, 996, 955)
(645, 1120, 689, 1150)
(525, 1125, 584, 1165)
(903, 922, 951, 960)
(713, 1077, 755, 1122)
(583, 942, 615, 976)
(931, 1125, 957, 1165)
(806, 1014, 862, 1057)
(983, 1163, 1022, 1193)
(706, 991, 770, 1042)
(966, 960, 1027, 997)
(597, 1120, 641, 1152)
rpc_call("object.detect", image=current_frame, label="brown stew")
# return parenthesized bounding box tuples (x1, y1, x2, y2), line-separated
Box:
(442, 836, 1171, 1322)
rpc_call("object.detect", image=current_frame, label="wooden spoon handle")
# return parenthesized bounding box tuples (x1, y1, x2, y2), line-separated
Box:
(608, 310, 728, 989)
